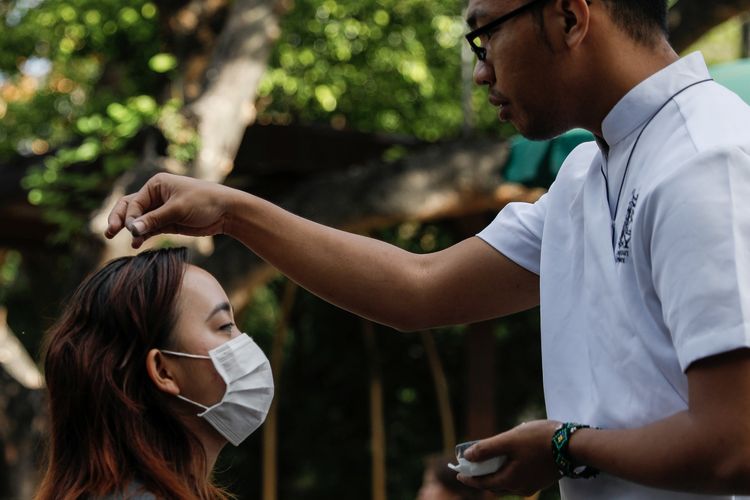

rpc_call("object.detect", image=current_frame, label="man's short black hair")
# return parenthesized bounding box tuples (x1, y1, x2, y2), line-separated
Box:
(601, 0, 669, 43)
(531, 0, 668, 46)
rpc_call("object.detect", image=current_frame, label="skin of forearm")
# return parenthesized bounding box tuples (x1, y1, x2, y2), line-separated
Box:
(570, 410, 750, 494)
(222, 190, 539, 330)
(224, 191, 444, 330)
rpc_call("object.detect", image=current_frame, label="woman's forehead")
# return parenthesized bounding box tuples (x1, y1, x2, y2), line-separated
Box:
(178, 266, 230, 313)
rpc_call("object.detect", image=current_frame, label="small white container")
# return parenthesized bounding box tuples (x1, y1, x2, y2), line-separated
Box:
(447, 440, 506, 477)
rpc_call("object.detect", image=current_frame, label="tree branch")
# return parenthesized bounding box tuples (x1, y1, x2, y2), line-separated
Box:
(0, 307, 43, 390)
(669, 0, 750, 53)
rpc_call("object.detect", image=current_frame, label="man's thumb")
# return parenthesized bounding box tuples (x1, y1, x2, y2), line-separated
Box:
(130, 219, 147, 236)
(128, 203, 180, 237)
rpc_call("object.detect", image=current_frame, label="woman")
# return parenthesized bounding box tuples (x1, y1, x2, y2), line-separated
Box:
(35, 247, 274, 500)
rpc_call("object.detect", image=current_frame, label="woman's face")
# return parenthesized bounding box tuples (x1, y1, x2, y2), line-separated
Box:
(166, 264, 240, 408)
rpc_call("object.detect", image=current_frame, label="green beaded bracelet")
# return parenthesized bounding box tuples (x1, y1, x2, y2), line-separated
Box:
(551, 422, 599, 479)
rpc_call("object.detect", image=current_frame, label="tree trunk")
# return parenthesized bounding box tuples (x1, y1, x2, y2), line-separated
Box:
(92, 0, 285, 263)
(187, 0, 286, 182)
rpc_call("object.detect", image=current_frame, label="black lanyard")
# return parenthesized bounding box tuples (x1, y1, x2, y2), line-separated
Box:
(600, 78, 714, 248)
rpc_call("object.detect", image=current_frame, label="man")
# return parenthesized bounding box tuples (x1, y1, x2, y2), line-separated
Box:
(106, 0, 750, 498)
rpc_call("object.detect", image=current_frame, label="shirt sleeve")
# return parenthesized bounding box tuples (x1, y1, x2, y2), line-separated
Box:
(645, 146, 750, 371)
(476, 192, 549, 276)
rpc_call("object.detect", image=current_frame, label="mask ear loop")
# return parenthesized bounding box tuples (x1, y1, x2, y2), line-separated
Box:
(160, 349, 215, 412)
(161, 350, 211, 359)
(175, 393, 211, 412)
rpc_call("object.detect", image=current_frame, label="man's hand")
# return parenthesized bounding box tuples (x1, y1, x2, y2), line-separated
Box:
(105, 173, 236, 248)
(457, 420, 561, 497)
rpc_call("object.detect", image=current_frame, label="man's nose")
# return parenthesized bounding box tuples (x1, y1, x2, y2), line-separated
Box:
(473, 58, 495, 86)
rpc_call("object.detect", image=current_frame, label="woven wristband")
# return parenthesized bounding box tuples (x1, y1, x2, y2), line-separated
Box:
(551, 422, 599, 479)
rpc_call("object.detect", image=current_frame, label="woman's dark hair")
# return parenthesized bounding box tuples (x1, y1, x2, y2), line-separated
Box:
(36, 247, 232, 500)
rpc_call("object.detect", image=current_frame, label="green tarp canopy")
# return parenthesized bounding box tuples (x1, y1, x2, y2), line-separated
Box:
(710, 58, 750, 103)
(503, 128, 594, 187)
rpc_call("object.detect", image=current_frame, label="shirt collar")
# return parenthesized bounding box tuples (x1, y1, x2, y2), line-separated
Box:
(600, 52, 711, 147)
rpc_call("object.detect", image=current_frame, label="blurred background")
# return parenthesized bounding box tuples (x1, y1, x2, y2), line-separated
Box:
(0, 0, 749, 498)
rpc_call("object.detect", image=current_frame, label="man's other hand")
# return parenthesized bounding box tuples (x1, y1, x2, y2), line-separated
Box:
(457, 420, 561, 497)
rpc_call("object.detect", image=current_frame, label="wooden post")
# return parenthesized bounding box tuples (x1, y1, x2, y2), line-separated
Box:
(262, 280, 297, 500)
(420, 331, 456, 455)
(363, 321, 387, 500)
(465, 320, 496, 441)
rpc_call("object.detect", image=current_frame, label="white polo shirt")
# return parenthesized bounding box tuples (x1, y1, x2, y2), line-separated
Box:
(478, 52, 750, 499)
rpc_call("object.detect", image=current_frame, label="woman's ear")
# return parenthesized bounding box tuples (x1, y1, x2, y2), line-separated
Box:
(146, 349, 181, 396)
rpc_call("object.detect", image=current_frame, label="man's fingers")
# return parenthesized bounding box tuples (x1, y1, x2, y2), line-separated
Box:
(105, 196, 133, 239)
(124, 194, 153, 235)
(106, 172, 221, 243)
(123, 173, 178, 234)
(134, 222, 188, 247)
(128, 202, 184, 238)
(129, 225, 167, 249)
(464, 433, 507, 462)
(131, 234, 146, 249)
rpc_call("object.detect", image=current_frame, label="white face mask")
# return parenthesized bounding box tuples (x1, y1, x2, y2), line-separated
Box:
(161, 333, 274, 446)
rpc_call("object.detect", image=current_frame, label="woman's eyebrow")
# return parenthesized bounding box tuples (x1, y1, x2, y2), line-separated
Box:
(205, 302, 231, 322)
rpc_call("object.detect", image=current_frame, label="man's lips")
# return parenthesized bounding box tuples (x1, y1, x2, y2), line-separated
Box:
(489, 94, 512, 122)
(488, 94, 510, 107)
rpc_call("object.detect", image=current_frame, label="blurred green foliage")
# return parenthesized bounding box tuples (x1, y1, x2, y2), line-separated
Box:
(0, 0, 196, 241)
(256, 0, 502, 139)
(0, 0, 165, 160)
(0, 251, 22, 305)
(686, 16, 744, 65)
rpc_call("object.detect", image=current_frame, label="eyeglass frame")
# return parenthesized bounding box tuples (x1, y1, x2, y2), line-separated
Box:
(464, 0, 591, 61)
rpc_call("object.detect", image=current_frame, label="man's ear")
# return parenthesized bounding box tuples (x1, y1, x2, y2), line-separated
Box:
(552, 0, 591, 48)
(146, 349, 181, 396)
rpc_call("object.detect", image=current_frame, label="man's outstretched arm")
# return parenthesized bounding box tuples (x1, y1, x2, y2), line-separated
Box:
(106, 173, 540, 330)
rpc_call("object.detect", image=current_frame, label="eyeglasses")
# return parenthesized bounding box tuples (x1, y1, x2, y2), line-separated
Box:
(465, 0, 548, 61)
(465, 0, 590, 61)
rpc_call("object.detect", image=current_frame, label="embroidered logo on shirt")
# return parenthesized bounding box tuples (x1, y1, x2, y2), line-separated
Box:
(616, 189, 639, 263)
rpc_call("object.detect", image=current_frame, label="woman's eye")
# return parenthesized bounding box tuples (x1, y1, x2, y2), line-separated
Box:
(220, 322, 235, 332)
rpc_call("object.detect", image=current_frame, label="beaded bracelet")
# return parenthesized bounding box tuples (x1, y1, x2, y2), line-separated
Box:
(551, 422, 599, 479)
